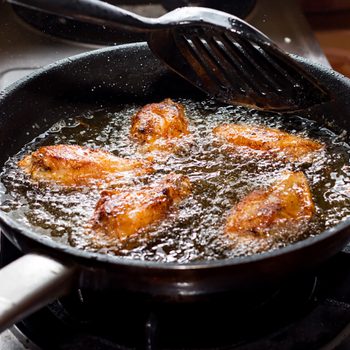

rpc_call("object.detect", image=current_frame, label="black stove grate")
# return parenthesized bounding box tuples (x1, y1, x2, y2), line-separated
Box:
(2, 233, 350, 350)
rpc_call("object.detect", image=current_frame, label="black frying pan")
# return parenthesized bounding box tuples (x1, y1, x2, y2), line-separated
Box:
(0, 42, 350, 333)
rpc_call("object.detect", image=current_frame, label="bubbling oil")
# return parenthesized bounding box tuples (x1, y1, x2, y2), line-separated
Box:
(1, 99, 350, 262)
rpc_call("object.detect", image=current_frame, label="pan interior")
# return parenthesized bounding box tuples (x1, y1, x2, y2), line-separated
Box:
(1, 96, 350, 263)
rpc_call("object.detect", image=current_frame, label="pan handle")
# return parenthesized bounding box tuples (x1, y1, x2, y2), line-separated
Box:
(0, 253, 76, 333)
(7, 0, 159, 31)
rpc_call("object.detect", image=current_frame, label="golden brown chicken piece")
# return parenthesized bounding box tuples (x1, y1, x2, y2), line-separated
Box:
(213, 124, 323, 161)
(18, 144, 153, 186)
(130, 98, 190, 153)
(225, 171, 314, 242)
(91, 173, 191, 239)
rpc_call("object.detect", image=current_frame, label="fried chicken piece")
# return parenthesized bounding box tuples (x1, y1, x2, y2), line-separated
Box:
(130, 98, 190, 153)
(225, 171, 314, 242)
(18, 145, 153, 186)
(213, 124, 323, 161)
(91, 173, 191, 239)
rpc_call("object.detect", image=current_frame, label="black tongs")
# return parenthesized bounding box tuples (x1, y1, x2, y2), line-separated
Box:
(8, 0, 330, 111)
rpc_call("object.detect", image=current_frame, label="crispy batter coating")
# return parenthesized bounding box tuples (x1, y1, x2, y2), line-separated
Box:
(130, 98, 190, 153)
(18, 144, 153, 186)
(213, 124, 323, 161)
(91, 173, 191, 239)
(225, 171, 314, 240)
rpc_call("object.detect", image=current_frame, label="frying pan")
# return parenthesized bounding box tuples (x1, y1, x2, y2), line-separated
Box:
(0, 42, 350, 334)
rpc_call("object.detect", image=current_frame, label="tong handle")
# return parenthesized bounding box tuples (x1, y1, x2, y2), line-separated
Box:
(7, 0, 158, 31)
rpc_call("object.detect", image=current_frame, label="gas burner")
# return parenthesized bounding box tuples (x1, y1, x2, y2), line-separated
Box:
(14, 281, 316, 350)
(2, 233, 350, 350)
(11, 0, 257, 46)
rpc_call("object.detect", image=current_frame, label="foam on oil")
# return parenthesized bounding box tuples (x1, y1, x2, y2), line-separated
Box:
(1, 99, 350, 262)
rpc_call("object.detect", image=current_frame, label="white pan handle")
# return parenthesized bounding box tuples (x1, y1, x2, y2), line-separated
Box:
(0, 253, 76, 333)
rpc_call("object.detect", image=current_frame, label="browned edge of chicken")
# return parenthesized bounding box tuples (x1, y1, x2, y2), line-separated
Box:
(225, 171, 314, 242)
(130, 98, 190, 153)
(90, 173, 191, 239)
(18, 144, 154, 186)
(213, 123, 323, 161)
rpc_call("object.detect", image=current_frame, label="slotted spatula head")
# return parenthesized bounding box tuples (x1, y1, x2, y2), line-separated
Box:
(8, 0, 330, 111)
(148, 7, 330, 111)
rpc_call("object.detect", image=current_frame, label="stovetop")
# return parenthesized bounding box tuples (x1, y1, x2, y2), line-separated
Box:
(0, 0, 341, 349)
(2, 232, 350, 350)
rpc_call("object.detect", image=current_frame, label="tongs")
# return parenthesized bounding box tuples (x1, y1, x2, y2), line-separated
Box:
(8, 0, 330, 111)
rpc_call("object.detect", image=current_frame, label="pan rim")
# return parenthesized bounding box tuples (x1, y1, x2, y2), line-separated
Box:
(0, 42, 350, 270)
(0, 210, 349, 270)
